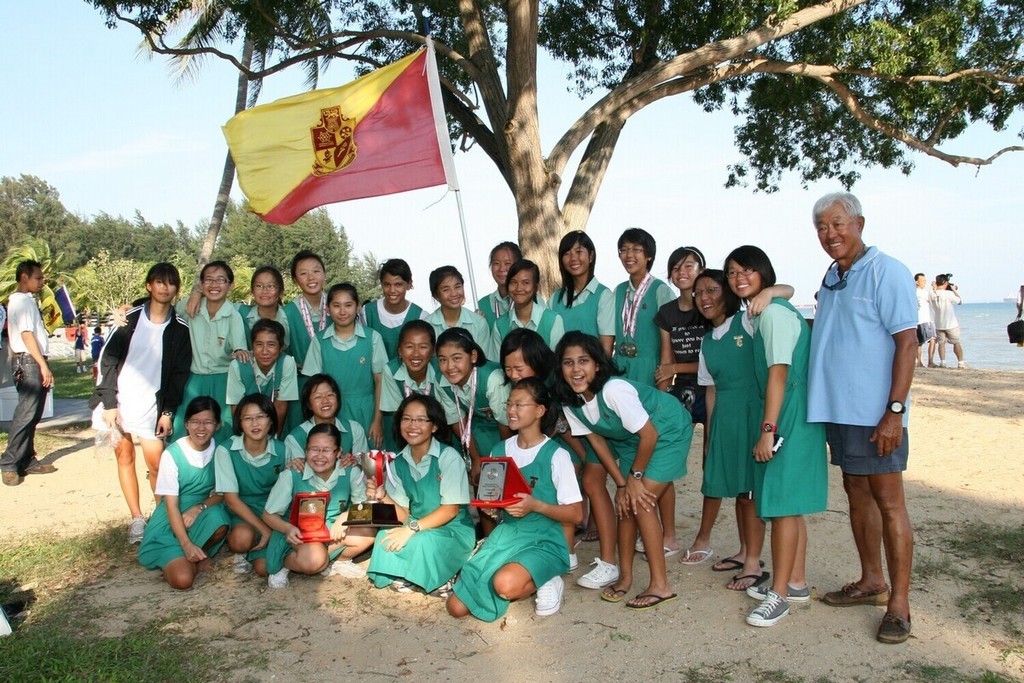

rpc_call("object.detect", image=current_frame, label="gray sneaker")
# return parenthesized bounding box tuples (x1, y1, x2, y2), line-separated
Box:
(746, 589, 790, 627)
(746, 583, 810, 603)
(128, 516, 146, 544)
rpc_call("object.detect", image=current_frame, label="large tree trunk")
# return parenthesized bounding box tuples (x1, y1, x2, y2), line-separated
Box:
(197, 39, 254, 267)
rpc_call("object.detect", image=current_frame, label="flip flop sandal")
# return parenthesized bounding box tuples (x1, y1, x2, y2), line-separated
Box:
(579, 529, 600, 543)
(601, 587, 629, 603)
(625, 593, 678, 610)
(712, 558, 765, 572)
(680, 548, 713, 565)
(727, 571, 770, 591)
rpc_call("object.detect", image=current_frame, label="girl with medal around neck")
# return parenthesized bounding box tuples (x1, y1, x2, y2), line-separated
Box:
(262, 422, 375, 589)
(362, 258, 428, 360)
(214, 393, 286, 579)
(554, 331, 693, 611)
(492, 259, 565, 351)
(448, 377, 584, 621)
(283, 373, 367, 465)
(434, 327, 511, 487)
(425, 265, 499, 361)
(613, 229, 681, 560)
(173, 260, 249, 443)
(226, 319, 298, 438)
(499, 329, 587, 572)
(301, 283, 388, 448)
(548, 231, 616, 357)
(478, 242, 522, 328)
(283, 251, 329, 432)
(365, 394, 475, 596)
(379, 320, 443, 452)
(138, 397, 230, 590)
(725, 246, 826, 628)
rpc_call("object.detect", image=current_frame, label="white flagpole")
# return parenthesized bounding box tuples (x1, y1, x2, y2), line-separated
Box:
(425, 36, 479, 305)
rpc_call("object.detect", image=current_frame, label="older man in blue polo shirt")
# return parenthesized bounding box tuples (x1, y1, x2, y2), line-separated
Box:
(807, 192, 917, 645)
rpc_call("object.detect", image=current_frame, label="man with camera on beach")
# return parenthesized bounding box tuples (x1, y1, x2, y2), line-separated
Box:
(932, 273, 966, 369)
(806, 192, 918, 645)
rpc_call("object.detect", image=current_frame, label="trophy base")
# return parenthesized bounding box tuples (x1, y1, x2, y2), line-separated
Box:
(342, 502, 401, 527)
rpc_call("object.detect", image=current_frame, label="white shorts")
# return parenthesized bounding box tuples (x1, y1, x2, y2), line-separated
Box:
(936, 326, 961, 345)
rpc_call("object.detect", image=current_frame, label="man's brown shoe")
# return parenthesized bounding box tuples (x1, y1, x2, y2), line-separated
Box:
(2, 471, 22, 486)
(822, 582, 890, 607)
(877, 611, 912, 644)
(23, 463, 57, 475)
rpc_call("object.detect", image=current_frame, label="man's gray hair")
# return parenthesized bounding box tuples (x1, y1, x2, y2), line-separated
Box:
(812, 192, 863, 223)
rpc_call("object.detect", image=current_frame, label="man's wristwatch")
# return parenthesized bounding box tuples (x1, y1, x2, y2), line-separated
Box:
(408, 520, 421, 533)
(630, 469, 644, 480)
(888, 400, 906, 415)
(160, 411, 174, 419)
(762, 422, 777, 433)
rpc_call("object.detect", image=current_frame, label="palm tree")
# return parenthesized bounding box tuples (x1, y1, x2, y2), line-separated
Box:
(0, 238, 75, 332)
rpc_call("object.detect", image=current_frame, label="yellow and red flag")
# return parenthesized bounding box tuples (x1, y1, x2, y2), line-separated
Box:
(223, 44, 458, 225)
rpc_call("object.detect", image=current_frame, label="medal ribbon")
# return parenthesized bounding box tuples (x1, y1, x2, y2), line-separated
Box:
(621, 273, 653, 341)
(453, 368, 478, 452)
(297, 293, 328, 341)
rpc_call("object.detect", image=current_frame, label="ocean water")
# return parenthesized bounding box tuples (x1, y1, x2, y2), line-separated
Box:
(798, 302, 1024, 371)
(953, 302, 1024, 371)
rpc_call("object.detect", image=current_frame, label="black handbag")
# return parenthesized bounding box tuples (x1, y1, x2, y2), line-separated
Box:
(1008, 319, 1024, 345)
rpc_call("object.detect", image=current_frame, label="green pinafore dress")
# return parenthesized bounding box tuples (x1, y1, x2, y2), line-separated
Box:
(549, 282, 611, 338)
(441, 362, 506, 460)
(614, 280, 667, 386)
(236, 356, 287, 400)
(318, 333, 375, 432)
(138, 441, 229, 569)
(364, 301, 424, 360)
(452, 439, 568, 621)
(226, 439, 287, 562)
(493, 307, 560, 350)
(701, 313, 761, 497)
(751, 299, 828, 518)
(264, 467, 356, 574)
(565, 379, 691, 483)
(367, 454, 475, 592)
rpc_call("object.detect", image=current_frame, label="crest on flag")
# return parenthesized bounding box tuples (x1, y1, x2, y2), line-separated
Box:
(311, 106, 357, 176)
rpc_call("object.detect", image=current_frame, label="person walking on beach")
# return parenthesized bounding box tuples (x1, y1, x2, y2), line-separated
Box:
(914, 274, 937, 368)
(1, 260, 57, 486)
(807, 192, 917, 645)
(931, 274, 966, 369)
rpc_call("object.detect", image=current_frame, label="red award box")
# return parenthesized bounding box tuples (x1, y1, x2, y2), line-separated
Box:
(290, 492, 332, 543)
(470, 457, 532, 508)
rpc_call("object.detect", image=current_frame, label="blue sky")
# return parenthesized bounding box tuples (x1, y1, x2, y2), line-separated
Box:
(3, 1, 1023, 306)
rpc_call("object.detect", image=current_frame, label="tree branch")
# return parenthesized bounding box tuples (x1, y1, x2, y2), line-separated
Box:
(548, 0, 869, 173)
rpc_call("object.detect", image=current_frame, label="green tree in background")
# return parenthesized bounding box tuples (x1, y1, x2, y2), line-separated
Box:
(90, 0, 1024, 293)
(0, 175, 80, 256)
(72, 250, 150, 315)
(0, 238, 76, 331)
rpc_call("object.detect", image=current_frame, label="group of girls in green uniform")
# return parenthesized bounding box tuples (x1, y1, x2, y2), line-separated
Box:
(119, 232, 827, 628)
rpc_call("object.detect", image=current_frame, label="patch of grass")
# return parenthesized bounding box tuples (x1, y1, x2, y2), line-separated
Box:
(947, 522, 1024, 565)
(899, 662, 1017, 683)
(913, 553, 960, 582)
(677, 663, 734, 683)
(0, 527, 225, 683)
(49, 357, 96, 399)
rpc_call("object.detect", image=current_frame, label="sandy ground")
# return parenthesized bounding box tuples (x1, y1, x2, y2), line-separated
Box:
(2, 368, 1022, 681)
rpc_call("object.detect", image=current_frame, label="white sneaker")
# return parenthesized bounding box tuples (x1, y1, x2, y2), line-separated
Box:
(575, 559, 620, 589)
(327, 559, 367, 578)
(635, 537, 645, 553)
(567, 553, 579, 572)
(390, 578, 415, 593)
(268, 567, 290, 589)
(128, 516, 146, 544)
(232, 553, 252, 575)
(535, 576, 564, 616)
(958, 361, 968, 369)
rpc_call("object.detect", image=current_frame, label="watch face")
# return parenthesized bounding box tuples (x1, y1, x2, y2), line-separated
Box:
(890, 401, 905, 413)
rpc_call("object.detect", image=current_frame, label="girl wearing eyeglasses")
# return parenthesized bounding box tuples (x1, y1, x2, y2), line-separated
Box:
(366, 394, 475, 596)
(448, 378, 583, 620)
(138, 396, 230, 590)
(239, 266, 291, 352)
(261, 422, 373, 588)
(724, 245, 827, 628)
(214, 393, 286, 578)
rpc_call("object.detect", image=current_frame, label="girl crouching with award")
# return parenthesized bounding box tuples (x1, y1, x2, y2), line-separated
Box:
(138, 397, 230, 590)
(447, 378, 583, 620)
(261, 424, 374, 588)
(366, 394, 475, 596)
